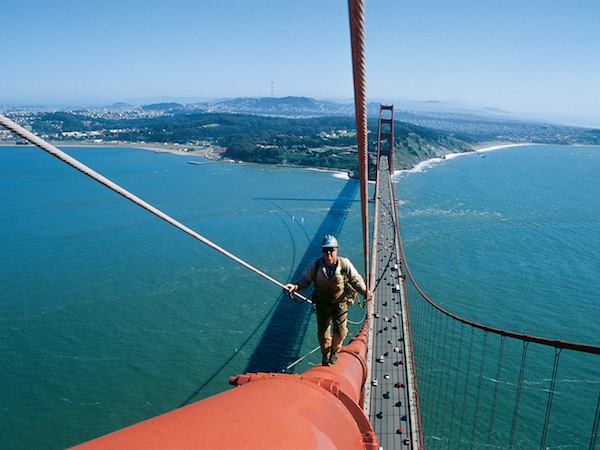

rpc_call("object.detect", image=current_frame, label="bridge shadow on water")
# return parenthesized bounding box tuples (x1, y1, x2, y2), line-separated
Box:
(245, 180, 359, 373)
(179, 180, 359, 407)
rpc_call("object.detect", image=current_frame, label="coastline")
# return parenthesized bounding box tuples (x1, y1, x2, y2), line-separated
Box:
(0, 140, 221, 160)
(222, 158, 354, 179)
(0, 140, 358, 179)
(395, 142, 532, 178)
(1, 139, 538, 181)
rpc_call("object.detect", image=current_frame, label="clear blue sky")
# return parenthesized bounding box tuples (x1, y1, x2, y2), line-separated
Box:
(2, 0, 599, 127)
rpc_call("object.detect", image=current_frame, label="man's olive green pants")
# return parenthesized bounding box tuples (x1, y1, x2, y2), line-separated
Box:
(316, 302, 348, 356)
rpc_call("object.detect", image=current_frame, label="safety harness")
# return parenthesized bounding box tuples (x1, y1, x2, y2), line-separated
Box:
(314, 257, 365, 309)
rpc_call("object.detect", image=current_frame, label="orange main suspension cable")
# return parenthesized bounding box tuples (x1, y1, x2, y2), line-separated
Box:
(348, 0, 371, 290)
(398, 226, 600, 355)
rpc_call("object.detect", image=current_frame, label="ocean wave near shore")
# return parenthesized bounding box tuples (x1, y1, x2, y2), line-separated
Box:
(393, 142, 531, 180)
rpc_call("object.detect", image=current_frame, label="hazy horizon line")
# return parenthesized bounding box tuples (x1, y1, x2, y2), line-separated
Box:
(2, 96, 599, 129)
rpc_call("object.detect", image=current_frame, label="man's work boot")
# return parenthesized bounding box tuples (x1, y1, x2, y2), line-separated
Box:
(329, 352, 338, 365)
(322, 353, 330, 366)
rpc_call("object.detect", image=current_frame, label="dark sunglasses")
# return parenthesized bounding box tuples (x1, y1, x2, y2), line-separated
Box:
(322, 247, 336, 253)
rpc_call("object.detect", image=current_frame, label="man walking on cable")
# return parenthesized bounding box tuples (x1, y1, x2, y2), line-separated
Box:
(285, 235, 372, 366)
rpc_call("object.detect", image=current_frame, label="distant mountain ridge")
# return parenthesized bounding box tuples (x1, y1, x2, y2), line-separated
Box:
(141, 96, 522, 121)
(4, 96, 598, 147)
(4, 96, 599, 173)
(194, 96, 361, 118)
(135, 96, 599, 145)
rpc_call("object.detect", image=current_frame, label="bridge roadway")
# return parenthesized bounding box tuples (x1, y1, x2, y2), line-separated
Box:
(363, 156, 419, 449)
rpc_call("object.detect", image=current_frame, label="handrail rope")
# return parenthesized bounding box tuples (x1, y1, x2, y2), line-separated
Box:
(348, 307, 368, 325)
(286, 291, 313, 304)
(398, 227, 600, 355)
(285, 345, 321, 372)
(0, 114, 311, 304)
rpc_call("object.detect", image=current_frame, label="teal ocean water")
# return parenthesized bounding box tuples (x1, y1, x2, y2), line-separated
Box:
(0, 146, 366, 449)
(395, 144, 600, 345)
(1, 144, 599, 448)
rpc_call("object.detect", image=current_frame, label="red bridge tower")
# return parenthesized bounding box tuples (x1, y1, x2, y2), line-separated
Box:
(377, 104, 395, 173)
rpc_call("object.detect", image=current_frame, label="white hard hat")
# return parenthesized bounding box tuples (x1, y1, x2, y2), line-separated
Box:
(321, 235, 338, 248)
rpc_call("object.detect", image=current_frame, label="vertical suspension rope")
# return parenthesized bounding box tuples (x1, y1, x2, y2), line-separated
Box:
(457, 327, 476, 450)
(347, 0, 370, 283)
(424, 301, 441, 418)
(431, 303, 442, 363)
(469, 331, 489, 450)
(438, 319, 457, 449)
(414, 292, 427, 366)
(590, 390, 600, 450)
(540, 348, 562, 450)
(424, 306, 439, 415)
(486, 335, 506, 449)
(433, 315, 450, 442)
(448, 323, 466, 449)
(509, 340, 529, 450)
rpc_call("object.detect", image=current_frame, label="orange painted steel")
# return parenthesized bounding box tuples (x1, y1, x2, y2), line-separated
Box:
(69, 326, 375, 450)
(302, 335, 370, 404)
(70, 376, 373, 450)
